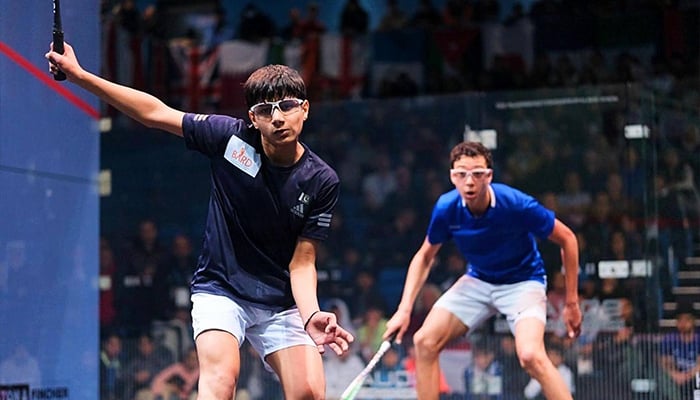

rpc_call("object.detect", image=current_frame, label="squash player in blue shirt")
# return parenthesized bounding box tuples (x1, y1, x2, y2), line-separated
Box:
(47, 43, 354, 400)
(384, 141, 582, 400)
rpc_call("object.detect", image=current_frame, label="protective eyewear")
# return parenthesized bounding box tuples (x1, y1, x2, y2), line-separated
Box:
(450, 168, 492, 180)
(249, 98, 304, 119)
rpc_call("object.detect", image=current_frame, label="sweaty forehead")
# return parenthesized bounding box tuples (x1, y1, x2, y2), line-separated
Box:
(453, 155, 488, 168)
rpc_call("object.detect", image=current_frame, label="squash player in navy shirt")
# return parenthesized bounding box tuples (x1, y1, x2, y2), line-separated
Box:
(383, 142, 582, 400)
(47, 43, 354, 399)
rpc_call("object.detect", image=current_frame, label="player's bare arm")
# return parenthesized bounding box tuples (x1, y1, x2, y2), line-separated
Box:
(289, 238, 353, 354)
(384, 237, 442, 344)
(548, 218, 582, 338)
(47, 42, 184, 136)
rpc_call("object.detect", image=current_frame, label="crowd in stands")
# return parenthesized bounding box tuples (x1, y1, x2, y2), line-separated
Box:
(93, 0, 700, 399)
(98, 0, 699, 104)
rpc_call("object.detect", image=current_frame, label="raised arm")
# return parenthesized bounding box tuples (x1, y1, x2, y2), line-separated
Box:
(46, 42, 184, 136)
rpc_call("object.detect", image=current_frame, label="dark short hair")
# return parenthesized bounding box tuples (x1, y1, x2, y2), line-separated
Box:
(244, 64, 306, 108)
(449, 141, 493, 168)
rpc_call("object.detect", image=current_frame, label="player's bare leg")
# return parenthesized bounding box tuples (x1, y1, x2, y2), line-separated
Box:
(514, 318, 573, 400)
(412, 307, 468, 400)
(267, 344, 325, 399)
(195, 330, 240, 400)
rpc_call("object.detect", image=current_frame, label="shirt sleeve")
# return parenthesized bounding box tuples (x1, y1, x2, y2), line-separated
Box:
(426, 201, 451, 245)
(182, 113, 247, 157)
(301, 173, 340, 242)
(518, 194, 555, 239)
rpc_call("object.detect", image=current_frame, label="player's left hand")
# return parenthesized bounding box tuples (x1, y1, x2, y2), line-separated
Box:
(563, 302, 582, 338)
(305, 310, 354, 355)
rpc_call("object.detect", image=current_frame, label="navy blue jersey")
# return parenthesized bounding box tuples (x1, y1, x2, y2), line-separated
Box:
(427, 183, 554, 284)
(182, 113, 339, 311)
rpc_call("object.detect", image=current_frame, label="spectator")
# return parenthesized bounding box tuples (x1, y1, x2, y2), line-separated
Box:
(156, 233, 197, 319)
(591, 297, 648, 400)
(100, 333, 125, 400)
(113, 0, 141, 35)
(123, 218, 167, 275)
(464, 344, 503, 399)
(150, 347, 199, 400)
(339, 0, 369, 36)
(202, 6, 234, 49)
(377, 0, 408, 31)
(556, 170, 592, 230)
(280, 7, 304, 42)
(442, 0, 474, 27)
(99, 237, 119, 331)
(360, 150, 397, 218)
(655, 173, 691, 301)
(348, 269, 387, 324)
(324, 246, 363, 300)
(473, 0, 501, 23)
(658, 311, 700, 399)
(434, 246, 467, 292)
(124, 333, 174, 400)
(356, 305, 389, 362)
(580, 191, 617, 261)
(598, 277, 625, 302)
(604, 172, 636, 220)
(409, 0, 444, 29)
(619, 213, 644, 259)
(381, 165, 422, 222)
(371, 206, 424, 269)
(118, 218, 167, 333)
(236, 2, 276, 42)
(372, 346, 405, 389)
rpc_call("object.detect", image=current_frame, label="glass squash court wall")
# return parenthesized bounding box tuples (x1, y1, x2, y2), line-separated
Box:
(100, 81, 700, 399)
(0, 0, 101, 398)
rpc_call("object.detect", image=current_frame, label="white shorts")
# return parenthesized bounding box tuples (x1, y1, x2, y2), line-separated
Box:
(433, 275, 547, 334)
(191, 293, 316, 362)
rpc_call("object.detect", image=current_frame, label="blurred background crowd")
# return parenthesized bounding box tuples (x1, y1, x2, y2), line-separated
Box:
(87, 0, 700, 399)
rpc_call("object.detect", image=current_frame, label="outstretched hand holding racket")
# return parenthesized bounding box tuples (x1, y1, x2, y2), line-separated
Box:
(46, 41, 81, 81)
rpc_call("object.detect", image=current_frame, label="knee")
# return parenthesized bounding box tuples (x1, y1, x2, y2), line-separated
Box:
(284, 378, 324, 400)
(413, 328, 442, 358)
(517, 347, 548, 376)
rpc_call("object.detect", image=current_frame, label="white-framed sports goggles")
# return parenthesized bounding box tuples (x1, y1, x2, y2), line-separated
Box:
(449, 168, 492, 180)
(249, 98, 305, 119)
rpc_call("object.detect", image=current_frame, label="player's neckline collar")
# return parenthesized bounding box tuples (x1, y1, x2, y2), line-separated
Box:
(461, 185, 495, 216)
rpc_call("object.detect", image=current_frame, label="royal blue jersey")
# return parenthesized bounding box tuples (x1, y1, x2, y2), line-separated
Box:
(182, 113, 339, 311)
(427, 183, 554, 284)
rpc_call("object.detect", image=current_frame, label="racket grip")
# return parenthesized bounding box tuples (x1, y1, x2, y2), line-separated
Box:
(52, 31, 66, 81)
